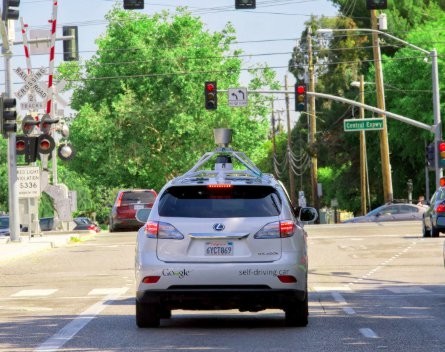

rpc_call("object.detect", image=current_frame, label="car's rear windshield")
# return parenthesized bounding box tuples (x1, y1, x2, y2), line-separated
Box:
(158, 185, 281, 218)
(121, 191, 156, 205)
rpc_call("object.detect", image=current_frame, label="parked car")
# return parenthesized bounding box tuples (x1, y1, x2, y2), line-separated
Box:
(73, 217, 101, 233)
(134, 130, 318, 328)
(0, 215, 10, 236)
(342, 203, 426, 223)
(109, 189, 157, 232)
(422, 185, 445, 237)
(39, 217, 54, 231)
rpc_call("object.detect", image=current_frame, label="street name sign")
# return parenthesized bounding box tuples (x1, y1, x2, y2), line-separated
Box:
(344, 118, 384, 132)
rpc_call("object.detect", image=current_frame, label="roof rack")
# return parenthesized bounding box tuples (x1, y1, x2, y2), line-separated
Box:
(172, 147, 271, 185)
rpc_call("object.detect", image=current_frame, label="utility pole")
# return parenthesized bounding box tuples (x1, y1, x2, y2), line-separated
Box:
(284, 75, 296, 204)
(307, 27, 319, 211)
(371, 10, 393, 203)
(358, 75, 368, 215)
(271, 100, 277, 178)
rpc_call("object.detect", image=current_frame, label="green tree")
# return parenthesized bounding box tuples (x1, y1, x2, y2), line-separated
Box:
(58, 7, 278, 221)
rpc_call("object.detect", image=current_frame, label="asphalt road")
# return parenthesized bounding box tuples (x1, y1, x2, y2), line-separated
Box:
(0, 221, 444, 352)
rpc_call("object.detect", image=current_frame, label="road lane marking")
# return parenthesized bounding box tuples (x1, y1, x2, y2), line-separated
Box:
(12, 289, 58, 297)
(359, 328, 379, 338)
(34, 287, 128, 352)
(88, 288, 129, 295)
(331, 292, 356, 315)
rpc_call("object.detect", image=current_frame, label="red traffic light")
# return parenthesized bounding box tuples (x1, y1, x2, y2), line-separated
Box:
(295, 83, 307, 112)
(205, 81, 217, 110)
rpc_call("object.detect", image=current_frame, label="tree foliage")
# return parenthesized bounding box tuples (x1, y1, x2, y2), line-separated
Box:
(56, 7, 278, 222)
(287, 2, 445, 214)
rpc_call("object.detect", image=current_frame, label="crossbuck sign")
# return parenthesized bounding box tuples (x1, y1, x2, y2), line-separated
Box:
(14, 67, 48, 100)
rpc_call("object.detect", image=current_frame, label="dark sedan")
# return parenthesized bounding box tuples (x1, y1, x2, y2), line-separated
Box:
(343, 203, 426, 224)
(422, 186, 445, 237)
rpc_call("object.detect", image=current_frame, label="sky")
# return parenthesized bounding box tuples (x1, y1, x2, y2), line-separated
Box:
(4, 0, 340, 122)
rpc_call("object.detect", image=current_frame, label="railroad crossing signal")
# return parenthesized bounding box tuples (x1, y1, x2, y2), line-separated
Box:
(21, 115, 39, 135)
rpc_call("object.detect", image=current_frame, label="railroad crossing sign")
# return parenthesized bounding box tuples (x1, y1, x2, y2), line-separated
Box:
(343, 118, 384, 132)
(14, 66, 48, 100)
(228, 88, 248, 107)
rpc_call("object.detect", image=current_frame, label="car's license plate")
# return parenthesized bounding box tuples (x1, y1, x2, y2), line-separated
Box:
(134, 204, 144, 210)
(205, 241, 233, 256)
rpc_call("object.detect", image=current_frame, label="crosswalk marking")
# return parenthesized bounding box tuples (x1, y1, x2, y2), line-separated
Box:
(11, 289, 58, 297)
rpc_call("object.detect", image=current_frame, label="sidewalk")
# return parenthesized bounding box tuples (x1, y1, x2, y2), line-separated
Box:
(0, 231, 96, 264)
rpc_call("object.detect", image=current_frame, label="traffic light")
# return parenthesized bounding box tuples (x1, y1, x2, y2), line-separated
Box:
(21, 115, 39, 135)
(40, 114, 59, 134)
(123, 0, 144, 9)
(426, 142, 435, 169)
(62, 26, 79, 61)
(366, 0, 387, 10)
(204, 81, 217, 110)
(16, 135, 38, 163)
(438, 141, 445, 168)
(0, 95, 17, 137)
(295, 83, 307, 112)
(2, 0, 20, 21)
(235, 0, 256, 9)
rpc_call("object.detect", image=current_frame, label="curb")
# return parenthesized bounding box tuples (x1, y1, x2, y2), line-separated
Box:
(0, 232, 96, 264)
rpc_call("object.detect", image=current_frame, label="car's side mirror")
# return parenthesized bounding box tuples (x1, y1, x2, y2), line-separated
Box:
(299, 207, 318, 223)
(135, 208, 151, 223)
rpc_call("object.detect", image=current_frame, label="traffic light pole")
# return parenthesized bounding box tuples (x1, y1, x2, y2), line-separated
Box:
(2, 30, 20, 242)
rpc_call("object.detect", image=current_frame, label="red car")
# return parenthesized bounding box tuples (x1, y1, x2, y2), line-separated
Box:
(109, 189, 157, 232)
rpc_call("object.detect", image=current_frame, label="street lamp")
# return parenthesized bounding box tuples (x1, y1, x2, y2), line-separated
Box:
(316, 27, 442, 191)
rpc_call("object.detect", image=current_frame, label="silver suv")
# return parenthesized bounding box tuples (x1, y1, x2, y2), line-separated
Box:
(135, 129, 317, 327)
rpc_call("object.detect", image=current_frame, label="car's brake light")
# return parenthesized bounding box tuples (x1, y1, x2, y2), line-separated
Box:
(142, 276, 160, 284)
(279, 221, 295, 238)
(277, 275, 297, 283)
(144, 221, 183, 239)
(208, 184, 233, 188)
(437, 203, 445, 213)
(116, 192, 123, 207)
(254, 220, 295, 239)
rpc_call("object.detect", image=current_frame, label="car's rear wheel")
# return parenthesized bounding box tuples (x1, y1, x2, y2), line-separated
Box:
(136, 300, 160, 328)
(284, 293, 308, 327)
(431, 225, 440, 237)
(422, 220, 431, 237)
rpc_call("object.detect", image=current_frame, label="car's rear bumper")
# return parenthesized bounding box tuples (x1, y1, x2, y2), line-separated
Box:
(136, 287, 306, 311)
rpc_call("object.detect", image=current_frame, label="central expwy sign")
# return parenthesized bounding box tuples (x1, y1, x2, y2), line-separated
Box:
(344, 118, 384, 132)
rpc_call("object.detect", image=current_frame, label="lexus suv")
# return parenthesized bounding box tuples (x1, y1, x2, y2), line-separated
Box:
(134, 129, 318, 327)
